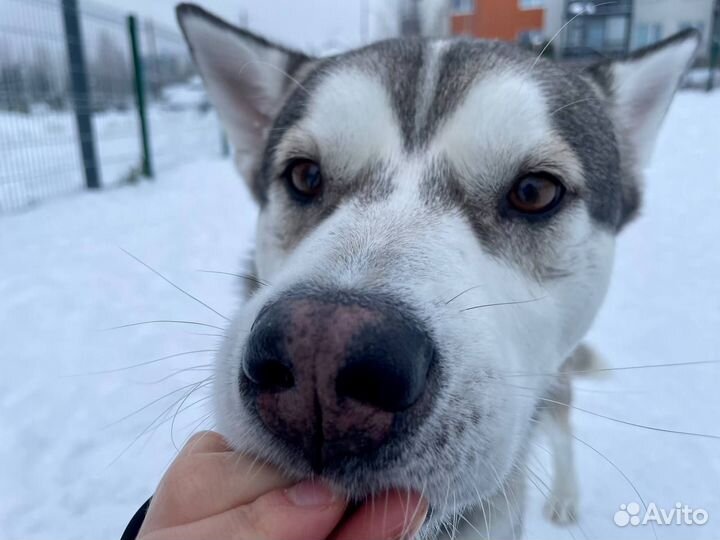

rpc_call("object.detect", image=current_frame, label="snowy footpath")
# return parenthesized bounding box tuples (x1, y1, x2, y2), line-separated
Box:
(1, 90, 719, 539)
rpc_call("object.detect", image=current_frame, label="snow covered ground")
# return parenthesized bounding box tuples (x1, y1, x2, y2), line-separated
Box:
(1, 89, 719, 540)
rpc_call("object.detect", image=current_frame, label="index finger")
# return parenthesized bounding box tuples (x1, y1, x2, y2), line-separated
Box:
(181, 430, 233, 455)
(142, 431, 296, 532)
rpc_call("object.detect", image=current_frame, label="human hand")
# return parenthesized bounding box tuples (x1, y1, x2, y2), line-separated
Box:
(135, 431, 428, 540)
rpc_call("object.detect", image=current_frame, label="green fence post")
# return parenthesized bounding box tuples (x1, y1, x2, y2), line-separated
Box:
(62, 0, 100, 189)
(127, 15, 154, 178)
(709, 40, 719, 92)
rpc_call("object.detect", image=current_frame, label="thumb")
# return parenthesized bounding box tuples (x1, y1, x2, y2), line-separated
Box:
(246, 480, 348, 540)
(152, 479, 348, 540)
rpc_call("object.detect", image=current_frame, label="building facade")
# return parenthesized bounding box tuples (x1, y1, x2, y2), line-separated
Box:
(449, 0, 717, 61)
(633, 0, 715, 58)
(449, 0, 632, 56)
(450, 0, 545, 43)
(561, 0, 634, 58)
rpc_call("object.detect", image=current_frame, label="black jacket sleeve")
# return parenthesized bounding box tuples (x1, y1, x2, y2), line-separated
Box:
(120, 497, 152, 540)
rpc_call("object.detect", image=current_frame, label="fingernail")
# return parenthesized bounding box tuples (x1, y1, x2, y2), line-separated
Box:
(285, 480, 336, 507)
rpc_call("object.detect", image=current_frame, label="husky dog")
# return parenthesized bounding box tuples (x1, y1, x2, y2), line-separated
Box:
(177, 4, 698, 537)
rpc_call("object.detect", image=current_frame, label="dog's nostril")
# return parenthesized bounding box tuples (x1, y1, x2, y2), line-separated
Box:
(245, 357, 294, 391)
(336, 338, 433, 413)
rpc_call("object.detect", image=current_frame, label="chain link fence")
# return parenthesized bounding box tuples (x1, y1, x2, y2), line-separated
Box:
(0, 0, 223, 213)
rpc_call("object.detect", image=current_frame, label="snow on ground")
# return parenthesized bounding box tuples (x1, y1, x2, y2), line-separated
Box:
(1, 89, 719, 540)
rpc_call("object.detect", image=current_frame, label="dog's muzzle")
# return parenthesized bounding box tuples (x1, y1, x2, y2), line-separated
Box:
(241, 289, 436, 473)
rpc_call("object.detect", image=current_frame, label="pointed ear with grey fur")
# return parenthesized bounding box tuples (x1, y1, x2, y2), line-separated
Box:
(176, 3, 313, 197)
(587, 29, 700, 168)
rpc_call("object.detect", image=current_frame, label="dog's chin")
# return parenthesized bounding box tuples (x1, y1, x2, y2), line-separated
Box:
(230, 424, 514, 526)
(219, 389, 526, 521)
(242, 428, 425, 500)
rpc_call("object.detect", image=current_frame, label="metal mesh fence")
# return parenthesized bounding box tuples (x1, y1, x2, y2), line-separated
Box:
(140, 21, 224, 174)
(0, 0, 222, 213)
(1, 0, 85, 210)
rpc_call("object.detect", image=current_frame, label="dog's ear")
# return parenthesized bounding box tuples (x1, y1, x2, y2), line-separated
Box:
(586, 29, 700, 168)
(177, 4, 313, 197)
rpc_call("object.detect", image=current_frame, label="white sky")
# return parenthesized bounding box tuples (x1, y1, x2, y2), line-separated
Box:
(94, 0, 367, 51)
(1, 0, 400, 64)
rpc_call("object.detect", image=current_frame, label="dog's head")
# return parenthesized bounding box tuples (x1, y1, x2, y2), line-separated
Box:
(178, 2, 697, 524)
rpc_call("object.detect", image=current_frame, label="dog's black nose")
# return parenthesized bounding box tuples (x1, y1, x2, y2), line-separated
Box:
(242, 290, 435, 470)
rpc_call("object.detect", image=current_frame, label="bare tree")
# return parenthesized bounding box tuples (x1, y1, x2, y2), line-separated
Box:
(0, 63, 28, 112)
(399, 0, 422, 36)
(90, 31, 131, 111)
(27, 46, 52, 103)
(369, 0, 451, 41)
(419, 0, 451, 38)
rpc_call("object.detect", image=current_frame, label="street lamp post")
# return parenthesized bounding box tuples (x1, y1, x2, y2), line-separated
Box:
(709, 0, 719, 91)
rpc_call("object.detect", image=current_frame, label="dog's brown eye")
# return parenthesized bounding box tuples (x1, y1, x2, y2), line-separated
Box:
(508, 174, 565, 214)
(286, 160, 322, 198)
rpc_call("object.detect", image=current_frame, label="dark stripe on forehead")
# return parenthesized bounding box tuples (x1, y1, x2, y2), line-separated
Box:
(425, 41, 483, 141)
(374, 39, 425, 150)
(424, 40, 525, 144)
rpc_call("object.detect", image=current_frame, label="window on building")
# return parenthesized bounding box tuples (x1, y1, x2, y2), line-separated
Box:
(451, 0, 474, 14)
(519, 0, 544, 8)
(635, 24, 650, 47)
(586, 19, 605, 50)
(605, 16, 628, 47)
(567, 25, 583, 47)
(650, 23, 663, 42)
(518, 30, 544, 46)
